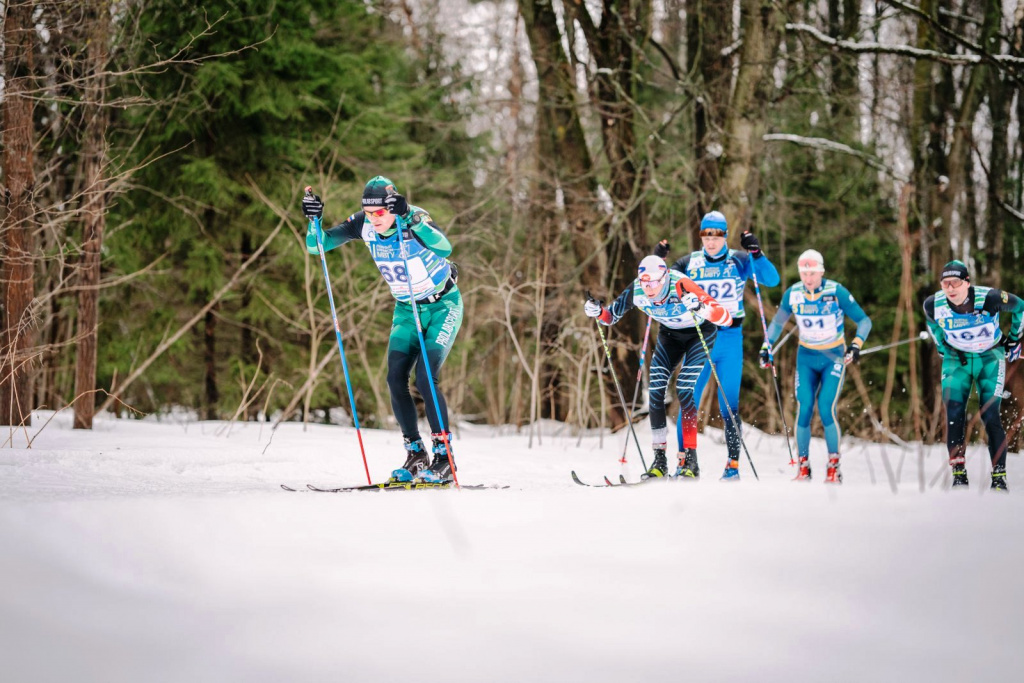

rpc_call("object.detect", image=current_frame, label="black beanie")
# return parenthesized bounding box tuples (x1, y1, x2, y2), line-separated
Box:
(362, 175, 396, 207)
(940, 260, 970, 282)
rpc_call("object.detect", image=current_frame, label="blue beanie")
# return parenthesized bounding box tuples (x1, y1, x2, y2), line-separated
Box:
(700, 210, 728, 235)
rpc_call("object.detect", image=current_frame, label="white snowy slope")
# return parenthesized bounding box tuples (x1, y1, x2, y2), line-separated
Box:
(1, 411, 1022, 683)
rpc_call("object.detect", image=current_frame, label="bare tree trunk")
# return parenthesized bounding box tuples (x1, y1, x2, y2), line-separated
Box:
(73, 1, 112, 429)
(1, 0, 38, 428)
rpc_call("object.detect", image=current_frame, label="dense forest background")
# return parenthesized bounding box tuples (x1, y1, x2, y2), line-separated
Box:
(1, 0, 1022, 450)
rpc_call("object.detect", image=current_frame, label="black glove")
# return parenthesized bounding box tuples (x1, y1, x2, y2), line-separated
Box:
(302, 191, 324, 219)
(384, 193, 408, 217)
(740, 231, 761, 257)
(654, 240, 670, 259)
(844, 345, 860, 366)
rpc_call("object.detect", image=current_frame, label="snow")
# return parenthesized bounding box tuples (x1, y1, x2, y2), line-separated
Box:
(2, 411, 1023, 682)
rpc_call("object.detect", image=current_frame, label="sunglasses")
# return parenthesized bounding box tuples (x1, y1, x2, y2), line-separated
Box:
(639, 273, 666, 284)
(940, 278, 966, 288)
(699, 228, 726, 237)
(364, 207, 389, 218)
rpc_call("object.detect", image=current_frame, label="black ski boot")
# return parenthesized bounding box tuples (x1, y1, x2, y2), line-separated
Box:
(991, 464, 1008, 492)
(951, 456, 969, 489)
(642, 447, 669, 479)
(676, 448, 700, 479)
(419, 433, 456, 483)
(390, 437, 430, 482)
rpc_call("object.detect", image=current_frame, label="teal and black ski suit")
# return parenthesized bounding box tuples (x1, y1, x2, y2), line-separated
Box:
(309, 207, 462, 441)
(923, 287, 1024, 470)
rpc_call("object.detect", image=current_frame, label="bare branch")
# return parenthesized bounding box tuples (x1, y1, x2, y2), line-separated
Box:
(785, 22, 1024, 66)
(763, 133, 911, 182)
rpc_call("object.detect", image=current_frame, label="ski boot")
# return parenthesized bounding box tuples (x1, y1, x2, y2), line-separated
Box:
(950, 456, 969, 489)
(991, 464, 1007, 492)
(642, 447, 670, 479)
(390, 437, 430, 482)
(793, 457, 812, 481)
(676, 449, 700, 479)
(825, 455, 842, 484)
(419, 432, 456, 483)
(720, 459, 740, 482)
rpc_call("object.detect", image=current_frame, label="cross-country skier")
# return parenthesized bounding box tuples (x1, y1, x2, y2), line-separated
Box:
(302, 176, 462, 484)
(923, 260, 1024, 491)
(759, 249, 871, 483)
(584, 255, 732, 479)
(654, 210, 780, 480)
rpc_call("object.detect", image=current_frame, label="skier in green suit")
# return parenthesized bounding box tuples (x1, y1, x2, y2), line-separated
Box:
(302, 176, 462, 483)
(923, 260, 1024, 491)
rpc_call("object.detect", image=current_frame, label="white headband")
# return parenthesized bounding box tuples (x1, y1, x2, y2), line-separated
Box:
(798, 249, 825, 273)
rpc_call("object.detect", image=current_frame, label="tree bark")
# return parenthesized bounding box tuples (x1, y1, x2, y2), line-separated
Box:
(74, 1, 112, 429)
(1, 0, 38, 428)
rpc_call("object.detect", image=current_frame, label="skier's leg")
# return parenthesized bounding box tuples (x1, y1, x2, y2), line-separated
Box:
(794, 347, 820, 459)
(977, 349, 1008, 478)
(647, 333, 688, 477)
(386, 303, 423, 441)
(941, 354, 973, 486)
(816, 348, 847, 455)
(414, 291, 464, 435)
(713, 326, 744, 463)
(674, 325, 715, 478)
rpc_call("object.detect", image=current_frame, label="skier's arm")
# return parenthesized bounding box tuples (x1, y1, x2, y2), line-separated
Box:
(750, 252, 780, 287)
(983, 289, 1024, 341)
(922, 296, 950, 357)
(676, 277, 732, 326)
(405, 209, 453, 257)
(603, 285, 637, 325)
(837, 284, 872, 347)
(764, 287, 793, 345)
(307, 213, 363, 254)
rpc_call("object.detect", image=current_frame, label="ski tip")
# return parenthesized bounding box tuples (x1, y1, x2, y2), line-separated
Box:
(604, 476, 614, 486)
(281, 484, 298, 492)
(619, 475, 627, 484)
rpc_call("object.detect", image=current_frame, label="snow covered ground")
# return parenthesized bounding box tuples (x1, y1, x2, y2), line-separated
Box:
(2, 411, 1022, 682)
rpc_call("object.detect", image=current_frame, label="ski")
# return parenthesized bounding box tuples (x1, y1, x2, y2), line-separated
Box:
(281, 481, 507, 493)
(571, 470, 670, 487)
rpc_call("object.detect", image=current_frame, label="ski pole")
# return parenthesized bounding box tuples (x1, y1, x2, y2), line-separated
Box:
(305, 186, 372, 485)
(859, 330, 930, 356)
(588, 291, 647, 471)
(393, 210, 459, 488)
(750, 268, 796, 466)
(619, 315, 653, 465)
(692, 317, 759, 480)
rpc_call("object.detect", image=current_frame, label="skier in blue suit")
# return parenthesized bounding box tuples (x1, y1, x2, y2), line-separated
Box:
(760, 249, 871, 484)
(655, 211, 780, 480)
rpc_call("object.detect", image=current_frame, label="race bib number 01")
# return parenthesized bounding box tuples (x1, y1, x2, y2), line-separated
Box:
(797, 315, 839, 343)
